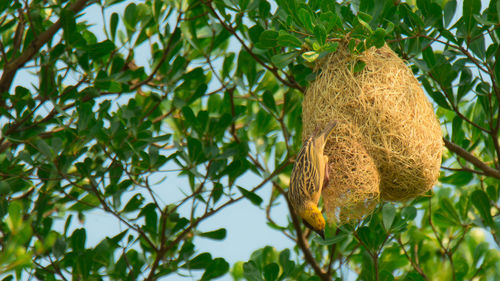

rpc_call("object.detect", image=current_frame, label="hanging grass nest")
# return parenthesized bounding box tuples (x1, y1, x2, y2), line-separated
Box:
(302, 43, 443, 223)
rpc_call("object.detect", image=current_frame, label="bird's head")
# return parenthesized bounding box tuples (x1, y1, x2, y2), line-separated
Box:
(298, 202, 325, 239)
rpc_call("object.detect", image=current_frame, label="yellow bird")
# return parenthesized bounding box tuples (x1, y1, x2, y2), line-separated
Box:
(288, 122, 337, 239)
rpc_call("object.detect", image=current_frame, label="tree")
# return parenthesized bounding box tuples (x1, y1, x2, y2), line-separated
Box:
(1, 0, 500, 280)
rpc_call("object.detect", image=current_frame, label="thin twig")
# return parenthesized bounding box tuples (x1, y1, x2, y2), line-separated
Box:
(440, 166, 484, 175)
(395, 236, 429, 280)
(428, 197, 456, 281)
(326, 228, 341, 276)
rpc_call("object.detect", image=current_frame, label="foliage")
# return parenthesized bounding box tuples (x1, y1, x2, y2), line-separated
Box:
(1, 0, 500, 280)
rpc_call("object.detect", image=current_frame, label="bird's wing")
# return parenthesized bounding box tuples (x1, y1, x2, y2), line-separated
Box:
(290, 137, 320, 202)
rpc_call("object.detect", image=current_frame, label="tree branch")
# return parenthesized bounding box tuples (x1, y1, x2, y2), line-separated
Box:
(0, 0, 90, 97)
(443, 138, 500, 179)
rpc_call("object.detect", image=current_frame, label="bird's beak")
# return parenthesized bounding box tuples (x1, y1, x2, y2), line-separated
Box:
(316, 229, 325, 239)
(302, 219, 325, 239)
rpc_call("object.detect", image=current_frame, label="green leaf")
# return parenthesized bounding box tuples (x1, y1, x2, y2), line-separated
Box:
(462, 0, 481, 34)
(249, 25, 264, 44)
(243, 261, 264, 281)
(404, 271, 426, 281)
(222, 53, 235, 78)
(110, 12, 119, 40)
(441, 170, 473, 186)
(486, 185, 499, 202)
(302, 51, 319, 62)
(172, 218, 189, 234)
(199, 228, 227, 240)
(320, 11, 341, 32)
(279, 249, 295, 278)
(356, 226, 375, 250)
(212, 183, 223, 204)
(401, 206, 417, 220)
(7, 201, 23, 232)
(68, 194, 100, 211)
(428, 90, 451, 110)
(324, 42, 339, 52)
(440, 198, 461, 224)
(60, 9, 79, 44)
(385, 21, 394, 34)
(457, 69, 474, 103)
(182, 106, 196, 126)
(52, 237, 66, 258)
(263, 263, 279, 281)
(357, 18, 372, 33)
(473, 242, 489, 265)
(258, 30, 278, 48)
(35, 139, 54, 160)
(202, 258, 229, 280)
(353, 60, 366, 73)
(87, 40, 115, 59)
(469, 33, 485, 59)
(313, 233, 347, 245)
(417, 0, 442, 26)
(237, 51, 257, 86)
(271, 52, 298, 68)
(122, 194, 144, 213)
(473, 14, 496, 26)
(439, 28, 458, 44)
(109, 162, 123, 185)
(496, 51, 500, 90)
(298, 8, 314, 32)
(124, 3, 138, 30)
(313, 25, 327, 45)
(183, 253, 212, 269)
(259, 1, 271, 19)
(382, 204, 396, 230)
(71, 228, 86, 253)
(110, 229, 128, 245)
(471, 190, 493, 227)
(443, 0, 457, 27)
(357, 11, 373, 23)
(422, 46, 436, 69)
(0, 181, 10, 195)
(262, 92, 276, 112)
(372, 27, 386, 48)
(232, 261, 245, 280)
(451, 116, 465, 144)
(277, 32, 302, 48)
(237, 186, 263, 206)
(140, 203, 158, 234)
(380, 270, 395, 281)
(187, 137, 205, 164)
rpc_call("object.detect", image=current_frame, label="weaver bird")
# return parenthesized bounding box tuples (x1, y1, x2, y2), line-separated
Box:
(288, 122, 337, 239)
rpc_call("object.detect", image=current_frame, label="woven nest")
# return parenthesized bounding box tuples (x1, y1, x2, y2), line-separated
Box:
(302, 43, 443, 223)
